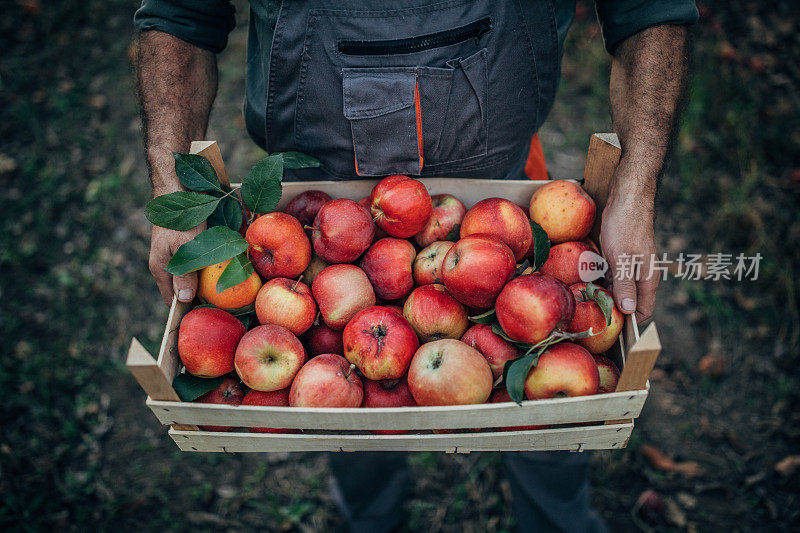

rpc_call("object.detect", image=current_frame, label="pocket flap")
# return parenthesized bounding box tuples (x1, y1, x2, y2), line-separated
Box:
(342, 67, 416, 119)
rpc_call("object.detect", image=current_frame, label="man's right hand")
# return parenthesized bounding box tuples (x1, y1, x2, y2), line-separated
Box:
(149, 223, 206, 306)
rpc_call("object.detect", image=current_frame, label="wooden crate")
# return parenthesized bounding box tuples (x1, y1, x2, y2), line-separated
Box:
(127, 135, 662, 453)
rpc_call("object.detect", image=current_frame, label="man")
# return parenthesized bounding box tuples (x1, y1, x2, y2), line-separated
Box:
(135, 1, 697, 531)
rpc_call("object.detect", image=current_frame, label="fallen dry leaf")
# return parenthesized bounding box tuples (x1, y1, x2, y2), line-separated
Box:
(775, 455, 800, 477)
(664, 497, 688, 528)
(640, 444, 704, 478)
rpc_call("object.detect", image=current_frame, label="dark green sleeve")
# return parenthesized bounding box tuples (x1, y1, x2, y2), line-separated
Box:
(595, 0, 699, 54)
(134, 0, 236, 54)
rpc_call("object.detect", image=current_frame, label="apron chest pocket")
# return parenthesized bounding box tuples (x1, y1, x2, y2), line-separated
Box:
(343, 68, 422, 176)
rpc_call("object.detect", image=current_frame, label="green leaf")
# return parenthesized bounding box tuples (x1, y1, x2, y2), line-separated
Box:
(207, 195, 243, 231)
(242, 154, 283, 214)
(165, 226, 248, 276)
(173, 153, 223, 194)
(529, 220, 551, 270)
(469, 308, 496, 324)
(586, 282, 614, 326)
(216, 253, 254, 293)
(173, 373, 223, 402)
(145, 191, 220, 231)
(444, 223, 461, 242)
(281, 151, 320, 169)
(504, 353, 540, 404)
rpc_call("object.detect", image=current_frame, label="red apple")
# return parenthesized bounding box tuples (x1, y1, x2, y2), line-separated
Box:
(529, 180, 596, 243)
(234, 324, 307, 391)
(283, 190, 332, 227)
(241, 388, 297, 434)
(362, 378, 417, 435)
(358, 196, 387, 239)
(255, 277, 317, 336)
(310, 199, 374, 263)
(594, 355, 621, 393)
(413, 241, 454, 285)
(440, 234, 516, 308)
(495, 273, 575, 345)
(370, 175, 432, 238)
(246, 212, 312, 279)
(403, 284, 469, 342)
(343, 306, 419, 380)
(194, 376, 245, 432)
(178, 307, 246, 378)
(289, 354, 363, 407)
(407, 339, 493, 406)
(539, 241, 595, 286)
(304, 323, 344, 357)
(460, 198, 533, 261)
(414, 194, 466, 247)
(311, 264, 376, 330)
(487, 388, 548, 431)
(302, 254, 329, 286)
(567, 282, 624, 354)
(461, 324, 519, 379)
(360, 238, 416, 300)
(524, 342, 600, 399)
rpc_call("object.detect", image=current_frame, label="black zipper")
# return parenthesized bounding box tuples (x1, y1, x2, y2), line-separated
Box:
(338, 17, 492, 56)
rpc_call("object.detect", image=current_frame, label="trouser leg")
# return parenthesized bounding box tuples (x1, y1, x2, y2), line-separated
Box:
(502, 451, 607, 533)
(328, 452, 410, 533)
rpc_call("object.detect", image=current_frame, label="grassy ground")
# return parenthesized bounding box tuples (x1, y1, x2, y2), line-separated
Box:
(1, 1, 798, 531)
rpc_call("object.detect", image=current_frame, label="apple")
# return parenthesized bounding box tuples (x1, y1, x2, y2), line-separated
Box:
(255, 277, 317, 336)
(343, 306, 419, 380)
(194, 376, 245, 432)
(412, 241, 454, 285)
(461, 324, 519, 379)
(361, 378, 417, 435)
(310, 199, 375, 263)
(360, 238, 416, 300)
(487, 388, 548, 431)
(403, 284, 469, 342)
(460, 198, 533, 261)
(178, 307, 246, 378)
(246, 212, 312, 279)
(414, 194, 466, 247)
(304, 323, 344, 357)
(567, 282, 624, 354)
(407, 339, 493, 406)
(241, 388, 298, 434)
(283, 190, 332, 227)
(234, 324, 307, 391)
(529, 180, 596, 243)
(495, 273, 575, 344)
(311, 264, 376, 330)
(289, 354, 363, 408)
(439, 234, 516, 308)
(358, 196, 387, 239)
(594, 355, 621, 393)
(524, 342, 600, 399)
(302, 254, 329, 286)
(539, 241, 595, 286)
(370, 175, 432, 237)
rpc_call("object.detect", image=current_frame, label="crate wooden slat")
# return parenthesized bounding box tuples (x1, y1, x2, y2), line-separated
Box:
(168, 423, 634, 453)
(128, 135, 662, 452)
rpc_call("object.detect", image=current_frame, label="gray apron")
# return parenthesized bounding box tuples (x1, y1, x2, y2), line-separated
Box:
(257, 0, 559, 179)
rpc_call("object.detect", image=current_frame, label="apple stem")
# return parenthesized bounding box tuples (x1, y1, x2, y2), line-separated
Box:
(292, 275, 303, 291)
(304, 225, 319, 231)
(345, 363, 356, 379)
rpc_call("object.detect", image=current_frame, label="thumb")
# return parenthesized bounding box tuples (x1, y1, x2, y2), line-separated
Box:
(613, 278, 638, 315)
(173, 271, 198, 303)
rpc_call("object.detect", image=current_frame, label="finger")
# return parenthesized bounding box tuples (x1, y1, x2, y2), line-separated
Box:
(149, 258, 174, 307)
(173, 271, 198, 303)
(635, 277, 659, 322)
(612, 278, 638, 315)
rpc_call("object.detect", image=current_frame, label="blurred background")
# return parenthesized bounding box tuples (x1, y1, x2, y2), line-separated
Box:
(1, 0, 798, 530)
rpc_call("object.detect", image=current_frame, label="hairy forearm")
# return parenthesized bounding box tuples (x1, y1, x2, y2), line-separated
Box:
(608, 25, 689, 208)
(136, 30, 218, 196)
